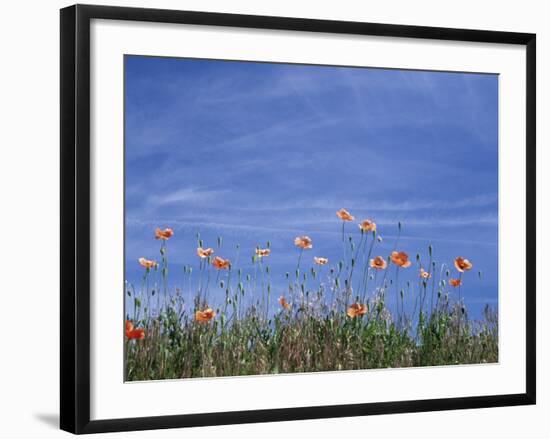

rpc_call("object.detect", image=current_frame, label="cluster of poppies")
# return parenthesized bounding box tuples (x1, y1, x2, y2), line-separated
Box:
(127, 210, 475, 340)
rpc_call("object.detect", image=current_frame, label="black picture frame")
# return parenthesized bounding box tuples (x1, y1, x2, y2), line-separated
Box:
(60, 4, 536, 434)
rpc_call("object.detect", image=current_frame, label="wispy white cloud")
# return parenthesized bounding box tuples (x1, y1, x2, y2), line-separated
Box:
(174, 193, 497, 213)
(148, 187, 227, 206)
(126, 217, 497, 247)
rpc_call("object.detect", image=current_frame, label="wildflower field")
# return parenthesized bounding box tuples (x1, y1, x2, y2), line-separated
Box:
(125, 209, 498, 381)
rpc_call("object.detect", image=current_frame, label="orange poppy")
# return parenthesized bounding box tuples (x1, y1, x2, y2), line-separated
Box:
(155, 227, 174, 240)
(449, 278, 462, 287)
(369, 256, 387, 270)
(138, 257, 157, 269)
(336, 208, 355, 221)
(125, 320, 145, 340)
(347, 303, 368, 318)
(314, 256, 328, 265)
(195, 308, 216, 323)
(279, 296, 291, 310)
(391, 251, 412, 268)
(294, 236, 313, 249)
(359, 219, 376, 232)
(255, 248, 271, 257)
(211, 256, 231, 270)
(454, 256, 473, 272)
(420, 268, 431, 279)
(196, 247, 214, 259)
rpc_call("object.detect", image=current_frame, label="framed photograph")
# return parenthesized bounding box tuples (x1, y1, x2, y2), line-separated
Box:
(60, 4, 536, 434)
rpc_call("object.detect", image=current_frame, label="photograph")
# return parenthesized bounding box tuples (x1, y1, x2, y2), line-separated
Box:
(124, 55, 499, 381)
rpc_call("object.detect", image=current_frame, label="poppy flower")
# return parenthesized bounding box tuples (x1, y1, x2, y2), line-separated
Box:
(358, 219, 376, 232)
(314, 256, 328, 265)
(155, 227, 174, 240)
(125, 320, 145, 340)
(454, 256, 473, 272)
(211, 256, 231, 270)
(391, 251, 412, 268)
(255, 248, 271, 257)
(420, 268, 431, 279)
(347, 303, 368, 318)
(195, 308, 216, 323)
(294, 236, 313, 249)
(449, 278, 462, 287)
(196, 247, 214, 259)
(138, 257, 157, 269)
(336, 208, 355, 221)
(279, 296, 291, 310)
(369, 256, 387, 270)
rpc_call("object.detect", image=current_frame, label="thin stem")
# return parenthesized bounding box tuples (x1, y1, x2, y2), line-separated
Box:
(348, 231, 364, 285)
(296, 248, 304, 272)
(361, 234, 376, 302)
(395, 266, 400, 328)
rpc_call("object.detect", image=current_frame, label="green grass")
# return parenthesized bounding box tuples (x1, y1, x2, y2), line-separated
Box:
(126, 302, 497, 380)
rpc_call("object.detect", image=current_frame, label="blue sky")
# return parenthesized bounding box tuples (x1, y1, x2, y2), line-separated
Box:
(124, 55, 498, 319)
